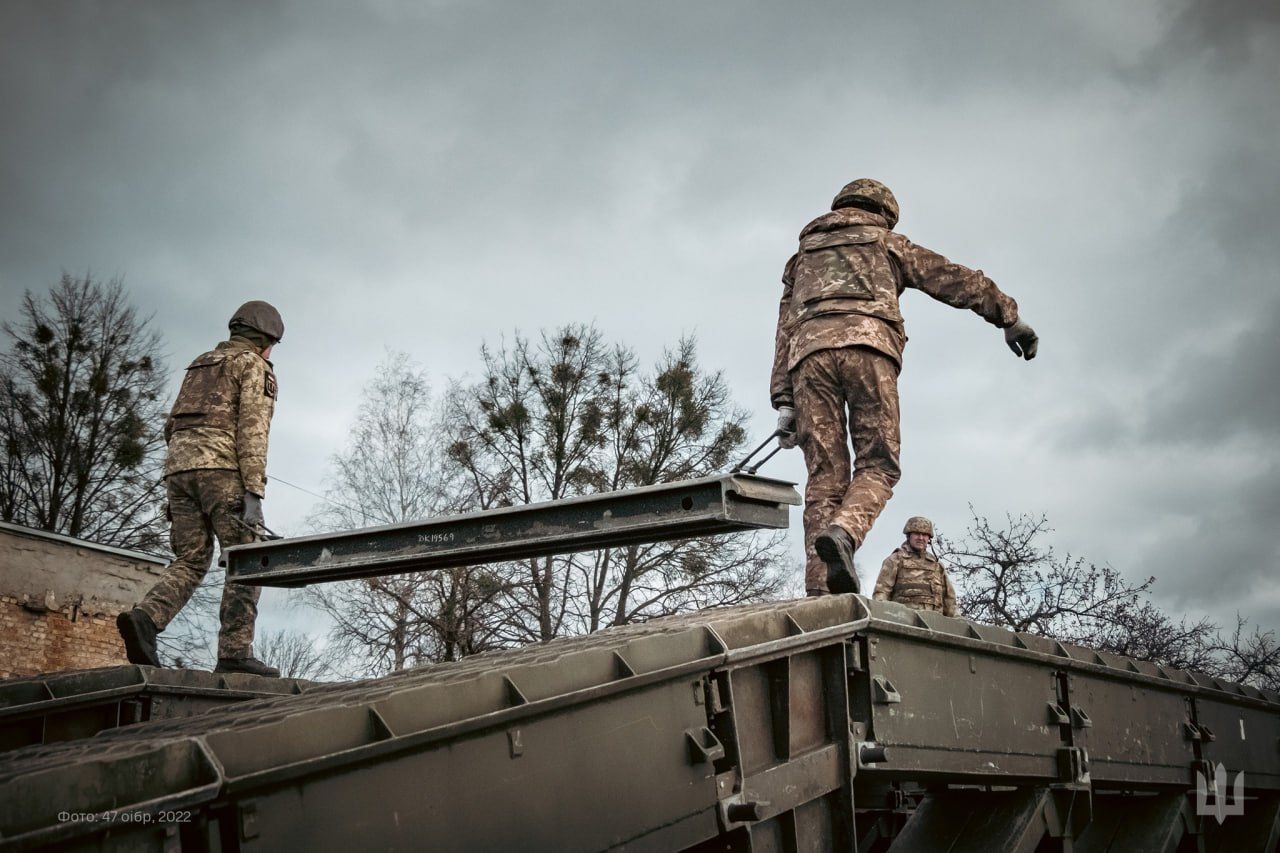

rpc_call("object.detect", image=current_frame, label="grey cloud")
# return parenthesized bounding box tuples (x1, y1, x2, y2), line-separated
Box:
(1, 1, 1278, 638)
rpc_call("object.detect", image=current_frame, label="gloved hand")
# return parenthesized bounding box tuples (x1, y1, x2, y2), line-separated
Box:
(776, 406, 798, 449)
(243, 492, 266, 531)
(1004, 320, 1039, 360)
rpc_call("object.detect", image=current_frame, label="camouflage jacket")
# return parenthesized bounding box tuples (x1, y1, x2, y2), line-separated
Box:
(873, 544, 958, 617)
(770, 208, 1020, 407)
(164, 338, 277, 496)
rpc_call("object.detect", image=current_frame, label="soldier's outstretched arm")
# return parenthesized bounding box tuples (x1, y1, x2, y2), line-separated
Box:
(872, 555, 898, 601)
(235, 356, 276, 497)
(769, 255, 798, 410)
(886, 235, 1036, 358)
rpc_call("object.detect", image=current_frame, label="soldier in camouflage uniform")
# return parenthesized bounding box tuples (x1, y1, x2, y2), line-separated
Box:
(772, 179, 1038, 596)
(873, 516, 957, 616)
(117, 301, 285, 676)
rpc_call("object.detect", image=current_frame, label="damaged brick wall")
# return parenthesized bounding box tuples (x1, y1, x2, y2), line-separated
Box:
(0, 522, 167, 678)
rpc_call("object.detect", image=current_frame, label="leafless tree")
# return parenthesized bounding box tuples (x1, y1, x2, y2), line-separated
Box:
(0, 274, 168, 551)
(446, 327, 792, 645)
(303, 351, 505, 676)
(939, 509, 1279, 690)
(256, 627, 342, 680)
(154, 573, 219, 670)
(938, 510, 1155, 644)
(1212, 617, 1280, 693)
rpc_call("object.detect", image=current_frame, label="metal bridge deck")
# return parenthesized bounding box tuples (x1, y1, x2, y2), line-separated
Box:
(2, 596, 1276, 851)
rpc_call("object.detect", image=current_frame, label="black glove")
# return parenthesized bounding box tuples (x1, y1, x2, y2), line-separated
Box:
(776, 406, 798, 449)
(243, 492, 266, 531)
(1004, 320, 1039, 360)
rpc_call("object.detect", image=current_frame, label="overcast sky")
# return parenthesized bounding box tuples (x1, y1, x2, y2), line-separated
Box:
(2, 1, 1276, 639)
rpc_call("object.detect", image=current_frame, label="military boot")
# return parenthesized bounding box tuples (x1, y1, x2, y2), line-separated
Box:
(215, 657, 281, 678)
(815, 527, 860, 595)
(116, 608, 161, 667)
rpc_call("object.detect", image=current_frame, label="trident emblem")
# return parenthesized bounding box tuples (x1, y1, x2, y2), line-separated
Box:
(1196, 763, 1245, 824)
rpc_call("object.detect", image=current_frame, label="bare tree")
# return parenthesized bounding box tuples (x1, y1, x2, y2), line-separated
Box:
(938, 510, 1155, 643)
(446, 326, 792, 645)
(1212, 617, 1280, 693)
(154, 572, 219, 669)
(303, 351, 504, 676)
(0, 274, 168, 551)
(939, 509, 1280, 690)
(256, 628, 341, 680)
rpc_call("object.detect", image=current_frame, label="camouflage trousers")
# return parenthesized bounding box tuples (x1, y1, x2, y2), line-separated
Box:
(792, 347, 902, 593)
(137, 469, 262, 659)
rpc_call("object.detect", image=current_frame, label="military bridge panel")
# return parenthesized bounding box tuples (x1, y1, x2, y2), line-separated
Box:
(0, 597, 1276, 851)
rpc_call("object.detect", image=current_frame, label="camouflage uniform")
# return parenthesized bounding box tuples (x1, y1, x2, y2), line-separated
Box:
(772, 194, 1020, 594)
(873, 544, 958, 616)
(137, 338, 277, 658)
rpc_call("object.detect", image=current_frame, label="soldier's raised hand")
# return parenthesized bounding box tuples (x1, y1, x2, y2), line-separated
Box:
(776, 406, 798, 449)
(1004, 320, 1039, 360)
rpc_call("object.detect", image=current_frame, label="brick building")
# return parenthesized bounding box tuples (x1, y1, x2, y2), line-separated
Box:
(0, 521, 167, 678)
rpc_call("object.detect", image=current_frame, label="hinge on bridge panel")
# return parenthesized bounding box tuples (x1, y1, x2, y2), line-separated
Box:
(1071, 707, 1092, 729)
(1056, 746, 1090, 784)
(1047, 703, 1070, 725)
(1184, 721, 1215, 742)
(845, 639, 863, 673)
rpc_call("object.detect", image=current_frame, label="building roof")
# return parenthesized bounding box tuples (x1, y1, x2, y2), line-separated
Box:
(0, 521, 166, 566)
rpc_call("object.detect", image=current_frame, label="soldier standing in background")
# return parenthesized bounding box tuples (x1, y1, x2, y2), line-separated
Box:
(873, 516, 957, 616)
(771, 179, 1038, 596)
(117, 301, 284, 676)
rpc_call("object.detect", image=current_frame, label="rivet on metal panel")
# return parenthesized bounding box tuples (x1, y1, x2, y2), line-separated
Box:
(508, 728, 524, 758)
(872, 676, 900, 704)
(239, 803, 259, 841)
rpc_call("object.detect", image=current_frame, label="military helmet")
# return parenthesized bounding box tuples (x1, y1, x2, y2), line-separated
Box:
(832, 178, 899, 229)
(228, 301, 285, 342)
(903, 516, 934, 537)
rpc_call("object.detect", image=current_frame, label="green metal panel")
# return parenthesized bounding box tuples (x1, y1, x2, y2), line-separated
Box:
(1, 595, 1277, 850)
(0, 666, 313, 752)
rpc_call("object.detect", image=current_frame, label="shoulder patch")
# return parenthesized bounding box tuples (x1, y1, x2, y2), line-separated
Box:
(264, 373, 278, 399)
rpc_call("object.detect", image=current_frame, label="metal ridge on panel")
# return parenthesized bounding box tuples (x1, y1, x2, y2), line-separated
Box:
(859, 597, 1280, 708)
(222, 473, 801, 587)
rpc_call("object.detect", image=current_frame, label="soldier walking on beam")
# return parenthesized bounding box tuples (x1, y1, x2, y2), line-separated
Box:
(117, 301, 285, 676)
(770, 179, 1038, 597)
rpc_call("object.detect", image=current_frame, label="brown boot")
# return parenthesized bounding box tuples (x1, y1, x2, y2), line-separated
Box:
(815, 527, 860, 595)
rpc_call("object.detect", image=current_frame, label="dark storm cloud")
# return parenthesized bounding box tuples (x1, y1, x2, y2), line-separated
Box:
(1, 0, 1277, 635)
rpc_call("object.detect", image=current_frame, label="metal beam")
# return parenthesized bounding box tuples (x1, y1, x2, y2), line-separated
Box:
(222, 473, 800, 587)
